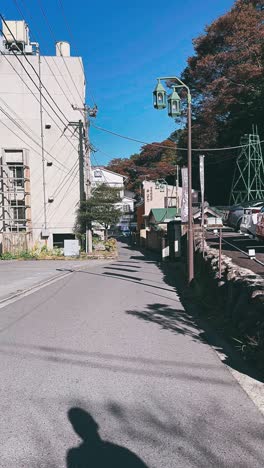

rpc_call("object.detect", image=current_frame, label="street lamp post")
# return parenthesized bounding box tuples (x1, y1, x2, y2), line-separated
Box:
(153, 76, 194, 283)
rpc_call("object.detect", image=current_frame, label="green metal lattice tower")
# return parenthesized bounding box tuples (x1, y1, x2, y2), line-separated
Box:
(230, 127, 264, 204)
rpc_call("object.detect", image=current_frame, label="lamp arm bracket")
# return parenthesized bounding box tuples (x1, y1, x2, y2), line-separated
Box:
(157, 76, 192, 103)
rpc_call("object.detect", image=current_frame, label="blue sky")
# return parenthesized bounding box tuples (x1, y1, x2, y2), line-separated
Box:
(2, 0, 235, 165)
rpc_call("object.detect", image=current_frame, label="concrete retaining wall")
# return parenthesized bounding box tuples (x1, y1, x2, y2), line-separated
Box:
(194, 238, 264, 371)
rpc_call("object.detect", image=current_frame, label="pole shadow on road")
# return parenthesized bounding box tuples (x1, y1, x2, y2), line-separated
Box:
(67, 407, 148, 468)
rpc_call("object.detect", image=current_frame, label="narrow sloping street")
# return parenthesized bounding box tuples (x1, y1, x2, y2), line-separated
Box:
(0, 243, 263, 468)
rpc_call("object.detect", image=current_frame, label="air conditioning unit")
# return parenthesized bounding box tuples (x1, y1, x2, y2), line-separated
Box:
(2, 20, 29, 44)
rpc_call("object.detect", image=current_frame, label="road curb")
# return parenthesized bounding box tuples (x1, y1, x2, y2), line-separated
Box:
(0, 259, 113, 308)
(0, 270, 72, 308)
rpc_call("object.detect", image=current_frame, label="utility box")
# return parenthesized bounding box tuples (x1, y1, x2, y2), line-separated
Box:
(41, 229, 50, 239)
(167, 220, 182, 259)
(64, 239, 80, 257)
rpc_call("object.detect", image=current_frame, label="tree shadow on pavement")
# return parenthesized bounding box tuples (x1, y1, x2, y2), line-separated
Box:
(67, 407, 148, 468)
(121, 241, 264, 383)
(127, 303, 205, 342)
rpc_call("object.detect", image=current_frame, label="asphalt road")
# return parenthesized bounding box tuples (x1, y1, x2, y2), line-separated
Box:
(0, 259, 108, 303)
(0, 243, 263, 467)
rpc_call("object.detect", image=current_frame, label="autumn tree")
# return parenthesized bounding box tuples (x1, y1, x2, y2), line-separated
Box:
(172, 0, 264, 204)
(108, 139, 178, 194)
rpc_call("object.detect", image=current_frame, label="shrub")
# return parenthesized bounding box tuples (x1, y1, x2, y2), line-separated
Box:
(104, 238, 117, 252)
(0, 252, 17, 260)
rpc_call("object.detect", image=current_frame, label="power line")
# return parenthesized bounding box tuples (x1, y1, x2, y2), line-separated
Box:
(52, 159, 79, 199)
(90, 122, 256, 153)
(36, 0, 84, 107)
(56, 0, 96, 106)
(0, 89, 79, 180)
(0, 117, 74, 183)
(0, 47, 79, 157)
(90, 151, 110, 186)
(1, 17, 84, 155)
(12, 0, 83, 117)
(0, 104, 71, 172)
(34, 160, 79, 225)
(0, 47, 67, 133)
(48, 164, 80, 222)
(0, 16, 75, 129)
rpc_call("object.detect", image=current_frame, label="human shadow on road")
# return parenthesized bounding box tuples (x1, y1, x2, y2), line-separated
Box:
(67, 407, 148, 468)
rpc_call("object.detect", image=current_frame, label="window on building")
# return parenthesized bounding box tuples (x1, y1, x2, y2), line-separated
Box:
(10, 200, 26, 225)
(123, 204, 131, 213)
(94, 170, 102, 178)
(8, 163, 24, 188)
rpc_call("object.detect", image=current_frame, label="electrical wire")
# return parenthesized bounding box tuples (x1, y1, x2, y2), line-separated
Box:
(0, 14, 82, 230)
(0, 48, 79, 157)
(0, 94, 41, 143)
(90, 122, 260, 153)
(1, 19, 84, 155)
(34, 159, 79, 225)
(90, 150, 111, 186)
(52, 159, 79, 199)
(56, 0, 96, 106)
(0, 16, 76, 129)
(0, 92, 72, 162)
(36, 0, 84, 107)
(0, 94, 69, 192)
(48, 164, 80, 222)
(0, 104, 71, 172)
(12, 0, 84, 118)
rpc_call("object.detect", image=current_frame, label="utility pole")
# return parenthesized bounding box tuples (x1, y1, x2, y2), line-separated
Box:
(72, 104, 97, 254)
(187, 92, 194, 283)
(78, 120, 85, 203)
(69, 119, 86, 251)
(69, 120, 85, 203)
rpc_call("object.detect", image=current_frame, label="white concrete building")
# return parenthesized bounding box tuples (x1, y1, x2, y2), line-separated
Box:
(0, 20, 85, 251)
(91, 167, 126, 197)
(91, 167, 135, 234)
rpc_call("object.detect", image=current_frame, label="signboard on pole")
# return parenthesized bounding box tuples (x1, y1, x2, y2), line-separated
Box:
(181, 167, 188, 223)
(199, 155, 205, 227)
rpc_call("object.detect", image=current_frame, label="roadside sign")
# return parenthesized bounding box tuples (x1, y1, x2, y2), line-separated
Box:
(64, 240, 80, 257)
(181, 167, 188, 223)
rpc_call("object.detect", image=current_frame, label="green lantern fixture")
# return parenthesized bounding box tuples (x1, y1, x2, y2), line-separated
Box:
(168, 87, 181, 117)
(153, 80, 167, 110)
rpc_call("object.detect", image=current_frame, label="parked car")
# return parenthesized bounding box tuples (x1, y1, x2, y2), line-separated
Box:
(227, 201, 264, 231)
(121, 229, 131, 238)
(240, 203, 264, 236)
(256, 206, 264, 240)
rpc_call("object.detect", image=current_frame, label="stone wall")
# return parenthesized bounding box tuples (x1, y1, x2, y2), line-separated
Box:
(194, 238, 264, 372)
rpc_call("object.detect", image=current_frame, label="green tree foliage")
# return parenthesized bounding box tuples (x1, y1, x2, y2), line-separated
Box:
(108, 139, 178, 194)
(75, 184, 122, 239)
(172, 0, 264, 204)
